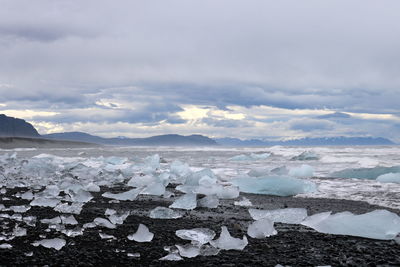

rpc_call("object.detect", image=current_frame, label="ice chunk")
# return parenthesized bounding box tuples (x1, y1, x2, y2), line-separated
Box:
(376, 173, 400, 184)
(41, 216, 62, 224)
(232, 176, 317, 196)
(13, 225, 27, 237)
(169, 193, 197, 210)
(141, 182, 166, 196)
(149, 207, 183, 219)
(32, 238, 66, 250)
(210, 226, 248, 250)
(234, 197, 253, 207)
(61, 215, 78, 225)
(127, 224, 154, 242)
(9, 205, 30, 213)
(331, 165, 400, 180)
(21, 191, 34, 200)
(248, 167, 270, 177)
(301, 209, 400, 240)
(288, 164, 314, 177)
(54, 203, 84, 215)
(127, 174, 156, 187)
(176, 244, 200, 258)
(291, 151, 319, 161)
(94, 218, 116, 229)
(102, 188, 142, 201)
(170, 160, 191, 177)
(99, 233, 116, 239)
(84, 182, 101, 192)
(108, 211, 129, 225)
(61, 227, 84, 237)
(247, 218, 277, 238)
(30, 197, 60, 208)
(0, 244, 12, 249)
(249, 208, 308, 224)
(42, 185, 60, 197)
(68, 189, 93, 203)
(199, 245, 220, 256)
(127, 252, 140, 258)
(198, 195, 219, 209)
(270, 166, 289, 175)
(159, 253, 183, 261)
(176, 228, 216, 245)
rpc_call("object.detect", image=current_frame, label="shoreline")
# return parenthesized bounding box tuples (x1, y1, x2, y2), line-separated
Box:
(0, 186, 399, 266)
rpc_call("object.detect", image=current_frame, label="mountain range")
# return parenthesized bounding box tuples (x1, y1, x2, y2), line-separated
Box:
(0, 114, 396, 146)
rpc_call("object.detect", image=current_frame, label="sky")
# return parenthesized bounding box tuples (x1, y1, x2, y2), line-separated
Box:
(1, 0, 400, 142)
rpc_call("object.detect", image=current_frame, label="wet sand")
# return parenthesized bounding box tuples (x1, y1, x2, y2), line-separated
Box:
(0, 186, 399, 266)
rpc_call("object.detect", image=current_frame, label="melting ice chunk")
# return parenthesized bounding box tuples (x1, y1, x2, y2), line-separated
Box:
(102, 188, 142, 201)
(249, 208, 308, 224)
(232, 176, 317, 196)
(175, 228, 216, 245)
(169, 193, 197, 210)
(376, 173, 400, 184)
(94, 218, 116, 229)
(176, 244, 200, 258)
(247, 218, 277, 238)
(30, 197, 60, 208)
(198, 195, 219, 209)
(159, 253, 183, 261)
(149, 207, 183, 219)
(210, 226, 248, 250)
(68, 189, 93, 203)
(291, 151, 319, 161)
(234, 197, 253, 207)
(301, 209, 400, 240)
(32, 238, 66, 250)
(288, 164, 314, 177)
(127, 224, 154, 242)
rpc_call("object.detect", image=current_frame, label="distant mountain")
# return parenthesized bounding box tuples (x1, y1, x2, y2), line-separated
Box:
(0, 137, 99, 149)
(215, 136, 395, 146)
(0, 114, 40, 137)
(42, 132, 218, 146)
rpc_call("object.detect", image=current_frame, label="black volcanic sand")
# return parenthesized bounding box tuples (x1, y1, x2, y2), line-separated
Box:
(0, 186, 399, 267)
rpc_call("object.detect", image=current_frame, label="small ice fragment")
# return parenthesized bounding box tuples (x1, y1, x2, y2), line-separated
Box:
(234, 197, 253, 207)
(41, 216, 62, 224)
(105, 208, 117, 216)
(23, 216, 36, 227)
(108, 211, 129, 225)
(94, 218, 116, 229)
(169, 193, 197, 210)
(210, 226, 248, 250)
(84, 182, 101, 192)
(149, 207, 183, 219)
(21, 191, 34, 200)
(159, 253, 183, 261)
(68, 189, 93, 203)
(248, 208, 308, 224)
(376, 173, 400, 184)
(54, 203, 83, 215)
(61, 215, 78, 225)
(13, 225, 27, 237)
(176, 244, 200, 258)
(61, 227, 84, 237)
(127, 252, 140, 258)
(288, 164, 314, 177)
(199, 245, 220, 256)
(83, 222, 97, 229)
(9, 205, 30, 213)
(198, 195, 219, 209)
(128, 224, 154, 242)
(102, 188, 142, 201)
(0, 243, 12, 249)
(24, 252, 33, 256)
(32, 238, 66, 250)
(99, 232, 116, 239)
(30, 197, 60, 208)
(176, 228, 216, 245)
(247, 218, 277, 238)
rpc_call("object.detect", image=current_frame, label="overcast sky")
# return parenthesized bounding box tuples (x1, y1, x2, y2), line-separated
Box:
(1, 0, 399, 142)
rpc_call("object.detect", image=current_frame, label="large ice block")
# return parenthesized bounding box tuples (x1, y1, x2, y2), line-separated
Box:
(249, 208, 308, 224)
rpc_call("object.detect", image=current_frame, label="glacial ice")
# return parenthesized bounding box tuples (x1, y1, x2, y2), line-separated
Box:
(159, 252, 183, 261)
(149, 207, 183, 219)
(54, 203, 84, 215)
(199, 245, 220, 256)
(99, 232, 116, 239)
(301, 209, 400, 240)
(234, 197, 253, 207)
(210, 226, 248, 250)
(291, 151, 319, 161)
(84, 182, 101, 192)
(13, 225, 27, 237)
(232, 176, 317, 196)
(30, 197, 60, 208)
(288, 164, 314, 177)
(141, 181, 166, 196)
(175, 228, 216, 245)
(198, 195, 219, 208)
(247, 218, 277, 238)
(61, 227, 84, 237)
(94, 218, 117, 229)
(230, 153, 270, 161)
(9, 205, 30, 213)
(127, 224, 154, 242)
(169, 193, 197, 210)
(0, 244, 12, 249)
(67, 189, 93, 203)
(248, 167, 270, 177)
(32, 238, 66, 250)
(376, 173, 400, 184)
(20, 191, 34, 200)
(176, 244, 200, 258)
(331, 165, 400, 180)
(108, 211, 129, 225)
(102, 188, 142, 201)
(40, 216, 62, 225)
(249, 208, 308, 224)
(170, 160, 191, 177)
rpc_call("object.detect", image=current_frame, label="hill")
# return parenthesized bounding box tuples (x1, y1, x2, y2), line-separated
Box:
(0, 114, 40, 137)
